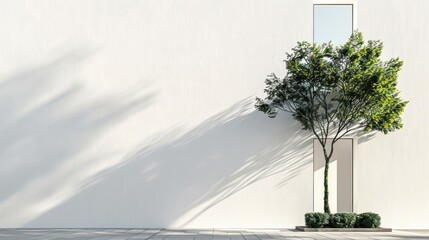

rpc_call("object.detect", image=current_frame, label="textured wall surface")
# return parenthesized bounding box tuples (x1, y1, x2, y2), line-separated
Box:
(0, 0, 314, 228)
(354, 0, 429, 229)
(0, 0, 427, 229)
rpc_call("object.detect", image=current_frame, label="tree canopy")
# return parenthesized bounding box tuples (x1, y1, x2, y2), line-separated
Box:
(256, 31, 407, 147)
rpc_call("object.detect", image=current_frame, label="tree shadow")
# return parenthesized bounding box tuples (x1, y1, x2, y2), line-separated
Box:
(26, 97, 313, 227)
(356, 131, 378, 144)
(0, 50, 155, 227)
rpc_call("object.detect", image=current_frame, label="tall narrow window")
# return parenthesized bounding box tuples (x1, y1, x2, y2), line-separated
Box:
(313, 4, 353, 45)
(313, 3, 354, 213)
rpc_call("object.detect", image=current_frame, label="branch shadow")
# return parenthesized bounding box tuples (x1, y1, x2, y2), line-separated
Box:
(0, 50, 155, 227)
(26, 97, 313, 227)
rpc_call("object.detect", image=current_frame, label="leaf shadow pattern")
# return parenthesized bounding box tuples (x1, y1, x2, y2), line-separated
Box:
(26, 97, 313, 227)
(0, 50, 155, 227)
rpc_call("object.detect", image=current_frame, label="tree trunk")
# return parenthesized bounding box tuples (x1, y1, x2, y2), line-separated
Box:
(323, 153, 331, 214)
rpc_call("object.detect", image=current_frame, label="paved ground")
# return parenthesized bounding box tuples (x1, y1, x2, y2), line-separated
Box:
(0, 228, 428, 240)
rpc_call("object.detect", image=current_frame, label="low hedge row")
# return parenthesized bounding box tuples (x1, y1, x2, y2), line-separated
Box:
(305, 212, 381, 228)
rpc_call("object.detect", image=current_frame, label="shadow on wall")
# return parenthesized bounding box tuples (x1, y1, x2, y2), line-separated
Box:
(0, 50, 155, 227)
(25, 97, 313, 227)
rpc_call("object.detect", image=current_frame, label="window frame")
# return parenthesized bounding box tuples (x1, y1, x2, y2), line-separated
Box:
(312, 0, 357, 213)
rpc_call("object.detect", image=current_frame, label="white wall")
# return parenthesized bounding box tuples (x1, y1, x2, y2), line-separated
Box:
(0, 0, 314, 228)
(354, 0, 429, 229)
(1, 0, 428, 229)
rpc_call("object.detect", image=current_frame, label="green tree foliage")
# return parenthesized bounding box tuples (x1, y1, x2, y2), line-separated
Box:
(255, 31, 407, 214)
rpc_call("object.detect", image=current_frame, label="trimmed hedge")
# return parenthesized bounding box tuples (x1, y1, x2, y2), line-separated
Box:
(329, 212, 357, 228)
(305, 212, 330, 228)
(304, 212, 381, 228)
(356, 212, 381, 228)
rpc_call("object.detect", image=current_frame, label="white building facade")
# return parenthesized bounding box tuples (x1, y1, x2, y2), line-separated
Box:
(0, 0, 428, 229)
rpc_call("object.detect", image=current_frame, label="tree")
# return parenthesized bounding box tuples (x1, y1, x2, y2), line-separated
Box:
(255, 31, 408, 214)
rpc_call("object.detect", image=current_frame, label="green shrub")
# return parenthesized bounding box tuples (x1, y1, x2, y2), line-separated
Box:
(305, 212, 330, 228)
(356, 212, 381, 228)
(329, 213, 357, 228)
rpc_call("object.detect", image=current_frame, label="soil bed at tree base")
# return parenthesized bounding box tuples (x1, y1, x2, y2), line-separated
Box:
(295, 226, 392, 232)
